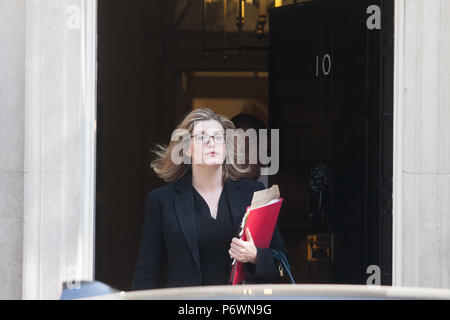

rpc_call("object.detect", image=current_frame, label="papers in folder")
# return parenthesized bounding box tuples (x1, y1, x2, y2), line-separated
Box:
(230, 184, 284, 285)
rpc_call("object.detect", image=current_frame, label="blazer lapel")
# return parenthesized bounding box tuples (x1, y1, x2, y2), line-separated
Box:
(173, 170, 201, 271)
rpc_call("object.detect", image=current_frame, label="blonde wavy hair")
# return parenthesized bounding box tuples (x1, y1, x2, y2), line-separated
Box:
(150, 108, 251, 182)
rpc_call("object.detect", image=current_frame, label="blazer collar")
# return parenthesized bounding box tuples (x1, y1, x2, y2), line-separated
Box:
(173, 169, 247, 271)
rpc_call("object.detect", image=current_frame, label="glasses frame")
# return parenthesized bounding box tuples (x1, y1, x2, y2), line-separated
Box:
(191, 133, 227, 144)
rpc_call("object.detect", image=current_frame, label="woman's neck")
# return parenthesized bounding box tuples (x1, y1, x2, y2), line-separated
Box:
(191, 165, 223, 193)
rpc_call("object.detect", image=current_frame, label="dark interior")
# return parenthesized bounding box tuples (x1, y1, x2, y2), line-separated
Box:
(95, 0, 393, 291)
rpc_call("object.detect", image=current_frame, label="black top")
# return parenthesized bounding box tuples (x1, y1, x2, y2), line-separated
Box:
(193, 186, 235, 285)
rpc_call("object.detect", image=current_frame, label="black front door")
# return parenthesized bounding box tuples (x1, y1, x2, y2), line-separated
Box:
(269, 0, 393, 285)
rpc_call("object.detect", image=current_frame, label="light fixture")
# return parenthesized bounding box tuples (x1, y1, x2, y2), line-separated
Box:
(202, 0, 295, 57)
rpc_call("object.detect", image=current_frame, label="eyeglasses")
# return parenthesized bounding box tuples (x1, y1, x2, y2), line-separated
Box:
(191, 133, 226, 144)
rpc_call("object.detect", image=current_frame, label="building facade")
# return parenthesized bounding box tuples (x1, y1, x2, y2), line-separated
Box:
(0, 0, 449, 299)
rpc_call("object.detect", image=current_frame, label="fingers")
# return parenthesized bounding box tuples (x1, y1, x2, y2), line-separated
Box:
(229, 232, 257, 263)
(229, 247, 248, 262)
(229, 240, 247, 256)
(228, 248, 239, 259)
(228, 248, 239, 260)
(231, 237, 246, 248)
(229, 238, 251, 262)
(229, 244, 245, 257)
(229, 233, 258, 264)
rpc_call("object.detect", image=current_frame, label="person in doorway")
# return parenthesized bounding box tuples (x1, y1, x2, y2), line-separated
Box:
(231, 113, 269, 188)
(131, 108, 285, 290)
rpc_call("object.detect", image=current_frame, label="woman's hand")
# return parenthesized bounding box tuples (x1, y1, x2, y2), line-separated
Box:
(229, 228, 257, 264)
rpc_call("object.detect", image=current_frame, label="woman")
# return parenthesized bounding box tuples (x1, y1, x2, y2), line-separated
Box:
(131, 108, 286, 290)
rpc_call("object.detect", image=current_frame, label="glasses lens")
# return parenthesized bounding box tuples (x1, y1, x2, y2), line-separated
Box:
(194, 135, 204, 143)
(214, 135, 225, 143)
(201, 135, 210, 143)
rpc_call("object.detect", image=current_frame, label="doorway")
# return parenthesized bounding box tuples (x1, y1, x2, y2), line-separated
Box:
(269, 0, 393, 284)
(94, 0, 394, 290)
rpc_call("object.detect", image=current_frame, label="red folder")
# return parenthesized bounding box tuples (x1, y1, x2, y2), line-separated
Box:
(230, 197, 284, 285)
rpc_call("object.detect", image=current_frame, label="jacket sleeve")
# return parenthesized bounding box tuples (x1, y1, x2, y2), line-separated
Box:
(131, 191, 167, 290)
(244, 180, 287, 282)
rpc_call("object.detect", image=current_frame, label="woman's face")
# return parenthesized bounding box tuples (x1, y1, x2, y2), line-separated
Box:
(188, 119, 226, 166)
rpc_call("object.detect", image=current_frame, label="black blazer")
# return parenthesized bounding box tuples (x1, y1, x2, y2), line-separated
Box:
(131, 170, 286, 290)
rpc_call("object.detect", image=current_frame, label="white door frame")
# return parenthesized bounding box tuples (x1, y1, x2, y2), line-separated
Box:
(23, 0, 97, 299)
(392, 0, 405, 287)
(392, 0, 450, 288)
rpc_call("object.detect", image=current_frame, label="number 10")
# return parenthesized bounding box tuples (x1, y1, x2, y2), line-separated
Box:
(316, 54, 332, 77)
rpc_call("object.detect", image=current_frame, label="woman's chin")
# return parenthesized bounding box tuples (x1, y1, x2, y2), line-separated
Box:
(200, 158, 224, 166)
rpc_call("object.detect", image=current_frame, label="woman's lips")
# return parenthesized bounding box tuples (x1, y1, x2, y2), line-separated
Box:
(206, 151, 217, 156)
